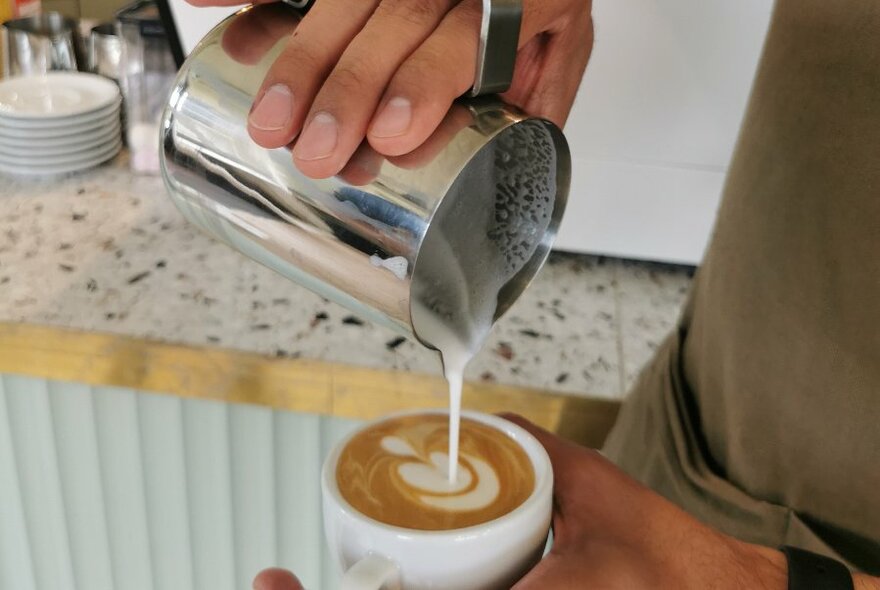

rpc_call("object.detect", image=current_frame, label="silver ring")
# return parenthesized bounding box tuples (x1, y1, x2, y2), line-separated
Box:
(471, 0, 523, 96)
(280, 0, 314, 12)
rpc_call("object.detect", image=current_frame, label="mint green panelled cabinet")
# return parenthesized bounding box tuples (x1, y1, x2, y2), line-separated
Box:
(0, 374, 359, 590)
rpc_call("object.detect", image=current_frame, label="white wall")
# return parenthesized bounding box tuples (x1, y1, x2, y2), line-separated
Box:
(555, 0, 774, 263)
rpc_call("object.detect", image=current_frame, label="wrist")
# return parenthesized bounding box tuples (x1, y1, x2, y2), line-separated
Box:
(854, 574, 880, 590)
(734, 541, 788, 590)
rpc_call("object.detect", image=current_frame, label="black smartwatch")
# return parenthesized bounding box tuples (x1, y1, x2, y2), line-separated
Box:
(781, 546, 854, 590)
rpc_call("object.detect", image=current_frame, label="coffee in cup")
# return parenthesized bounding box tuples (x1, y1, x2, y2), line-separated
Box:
(336, 414, 534, 530)
(323, 410, 553, 590)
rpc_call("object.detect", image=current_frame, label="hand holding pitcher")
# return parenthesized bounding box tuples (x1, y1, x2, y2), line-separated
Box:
(186, 0, 594, 178)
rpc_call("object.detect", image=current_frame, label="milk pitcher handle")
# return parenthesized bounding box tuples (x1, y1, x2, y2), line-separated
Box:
(340, 554, 401, 590)
(471, 0, 523, 96)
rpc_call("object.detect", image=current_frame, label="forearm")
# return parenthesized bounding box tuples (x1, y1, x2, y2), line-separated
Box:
(854, 574, 880, 590)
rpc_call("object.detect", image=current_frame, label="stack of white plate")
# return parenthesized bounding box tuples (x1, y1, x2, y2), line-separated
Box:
(0, 72, 123, 178)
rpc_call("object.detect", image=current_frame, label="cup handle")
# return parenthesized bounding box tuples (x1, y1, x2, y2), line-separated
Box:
(340, 554, 400, 590)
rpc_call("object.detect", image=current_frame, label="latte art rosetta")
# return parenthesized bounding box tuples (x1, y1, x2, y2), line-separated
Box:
(382, 436, 501, 511)
(337, 415, 534, 530)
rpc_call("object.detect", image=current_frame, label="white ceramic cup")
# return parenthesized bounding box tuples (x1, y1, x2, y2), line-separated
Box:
(322, 410, 553, 590)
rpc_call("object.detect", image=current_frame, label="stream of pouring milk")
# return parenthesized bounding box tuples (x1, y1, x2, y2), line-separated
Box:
(413, 291, 493, 484)
(433, 322, 493, 484)
(442, 352, 466, 483)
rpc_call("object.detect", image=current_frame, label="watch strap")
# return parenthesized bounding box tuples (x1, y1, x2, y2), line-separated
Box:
(781, 545, 854, 590)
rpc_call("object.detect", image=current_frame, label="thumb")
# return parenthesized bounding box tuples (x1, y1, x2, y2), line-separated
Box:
(253, 568, 305, 590)
(497, 412, 572, 462)
(496, 413, 597, 511)
(498, 412, 602, 554)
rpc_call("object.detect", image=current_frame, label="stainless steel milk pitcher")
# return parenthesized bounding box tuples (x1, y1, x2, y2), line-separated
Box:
(2, 13, 86, 76)
(160, 2, 571, 351)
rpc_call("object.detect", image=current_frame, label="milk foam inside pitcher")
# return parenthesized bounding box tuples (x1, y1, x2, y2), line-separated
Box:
(409, 119, 563, 482)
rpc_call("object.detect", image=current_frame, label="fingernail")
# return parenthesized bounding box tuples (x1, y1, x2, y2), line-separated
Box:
(295, 112, 338, 161)
(249, 84, 293, 131)
(370, 97, 412, 138)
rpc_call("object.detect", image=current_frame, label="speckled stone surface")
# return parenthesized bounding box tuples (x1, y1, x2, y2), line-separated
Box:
(0, 155, 693, 399)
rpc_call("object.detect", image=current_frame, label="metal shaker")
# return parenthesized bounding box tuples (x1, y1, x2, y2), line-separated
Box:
(88, 23, 122, 81)
(160, 3, 570, 351)
(2, 13, 86, 76)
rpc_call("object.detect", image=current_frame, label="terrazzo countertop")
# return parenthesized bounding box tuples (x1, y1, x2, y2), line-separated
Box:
(0, 155, 694, 399)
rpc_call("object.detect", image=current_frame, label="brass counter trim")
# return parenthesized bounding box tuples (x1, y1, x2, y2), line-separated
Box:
(0, 322, 620, 447)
